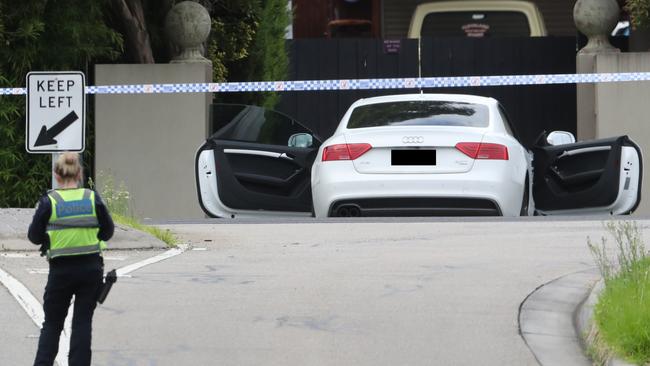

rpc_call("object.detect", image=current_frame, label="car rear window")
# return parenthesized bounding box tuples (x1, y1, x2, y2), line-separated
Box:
(346, 101, 489, 129)
(421, 11, 530, 37)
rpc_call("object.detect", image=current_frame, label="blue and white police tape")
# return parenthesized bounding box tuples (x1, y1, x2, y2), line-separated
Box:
(3, 71, 650, 95)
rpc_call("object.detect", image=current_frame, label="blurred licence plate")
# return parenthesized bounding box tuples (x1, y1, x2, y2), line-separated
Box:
(391, 149, 436, 166)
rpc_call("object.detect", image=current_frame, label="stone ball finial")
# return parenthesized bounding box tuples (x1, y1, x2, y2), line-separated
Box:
(574, 0, 621, 54)
(165, 1, 212, 63)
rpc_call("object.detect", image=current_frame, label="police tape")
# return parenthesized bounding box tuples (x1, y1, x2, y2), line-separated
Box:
(2, 71, 650, 95)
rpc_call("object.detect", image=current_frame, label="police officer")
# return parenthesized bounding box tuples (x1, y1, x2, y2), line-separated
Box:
(28, 152, 114, 366)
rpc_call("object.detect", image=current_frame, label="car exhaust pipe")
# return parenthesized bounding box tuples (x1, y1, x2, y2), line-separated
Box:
(335, 204, 361, 217)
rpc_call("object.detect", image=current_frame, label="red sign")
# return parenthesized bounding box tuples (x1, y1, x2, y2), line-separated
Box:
(462, 24, 490, 37)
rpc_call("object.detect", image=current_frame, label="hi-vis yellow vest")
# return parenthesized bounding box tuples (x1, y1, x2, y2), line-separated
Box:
(46, 188, 105, 260)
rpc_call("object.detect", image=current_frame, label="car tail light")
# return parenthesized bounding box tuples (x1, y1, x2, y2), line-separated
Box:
(322, 143, 372, 161)
(456, 142, 509, 160)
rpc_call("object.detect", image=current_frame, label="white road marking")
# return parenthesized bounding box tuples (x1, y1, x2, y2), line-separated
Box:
(116, 245, 187, 276)
(0, 244, 188, 366)
(1, 252, 42, 258)
(192, 247, 207, 251)
(27, 268, 49, 275)
(0, 267, 44, 327)
(103, 256, 127, 261)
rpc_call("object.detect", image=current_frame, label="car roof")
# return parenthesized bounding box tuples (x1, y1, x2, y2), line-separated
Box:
(350, 93, 497, 108)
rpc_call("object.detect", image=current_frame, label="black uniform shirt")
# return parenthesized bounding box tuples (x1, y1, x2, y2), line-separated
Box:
(28, 189, 115, 247)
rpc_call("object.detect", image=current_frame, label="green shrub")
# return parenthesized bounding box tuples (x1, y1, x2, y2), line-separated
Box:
(0, 0, 122, 208)
(626, 0, 650, 28)
(589, 221, 646, 284)
(594, 257, 650, 364)
(589, 221, 650, 364)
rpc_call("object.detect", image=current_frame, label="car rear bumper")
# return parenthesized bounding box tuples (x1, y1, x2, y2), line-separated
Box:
(311, 160, 524, 218)
(328, 197, 501, 217)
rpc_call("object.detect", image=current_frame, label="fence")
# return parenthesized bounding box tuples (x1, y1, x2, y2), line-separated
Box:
(275, 37, 577, 147)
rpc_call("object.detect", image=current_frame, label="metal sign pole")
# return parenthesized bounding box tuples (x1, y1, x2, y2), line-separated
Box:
(51, 153, 59, 190)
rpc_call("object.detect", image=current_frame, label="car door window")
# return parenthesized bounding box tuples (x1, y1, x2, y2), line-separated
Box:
(211, 104, 318, 146)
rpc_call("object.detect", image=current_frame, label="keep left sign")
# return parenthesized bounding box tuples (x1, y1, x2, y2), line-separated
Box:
(26, 71, 85, 153)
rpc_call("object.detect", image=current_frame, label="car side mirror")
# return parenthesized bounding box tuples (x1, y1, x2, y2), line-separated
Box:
(547, 131, 576, 146)
(288, 133, 313, 148)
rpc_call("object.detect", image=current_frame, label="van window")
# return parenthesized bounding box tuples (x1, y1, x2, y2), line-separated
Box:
(421, 11, 531, 37)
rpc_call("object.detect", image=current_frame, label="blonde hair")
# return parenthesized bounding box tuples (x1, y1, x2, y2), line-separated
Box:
(54, 152, 82, 182)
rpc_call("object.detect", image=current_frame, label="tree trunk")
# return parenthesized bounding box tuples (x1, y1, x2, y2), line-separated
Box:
(113, 0, 155, 63)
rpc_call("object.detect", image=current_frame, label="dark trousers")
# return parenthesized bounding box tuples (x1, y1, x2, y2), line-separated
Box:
(34, 254, 103, 366)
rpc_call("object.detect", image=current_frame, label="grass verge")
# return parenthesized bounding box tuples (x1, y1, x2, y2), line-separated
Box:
(91, 174, 178, 247)
(588, 221, 650, 365)
(112, 213, 178, 247)
(594, 257, 650, 365)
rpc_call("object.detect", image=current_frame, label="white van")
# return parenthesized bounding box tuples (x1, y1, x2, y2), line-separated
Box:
(408, 1, 547, 38)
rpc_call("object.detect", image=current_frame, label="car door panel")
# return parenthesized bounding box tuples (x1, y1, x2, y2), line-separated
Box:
(195, 104, 320, 218)
(532, 135, 642, 214)
(212, 140, 316, 211)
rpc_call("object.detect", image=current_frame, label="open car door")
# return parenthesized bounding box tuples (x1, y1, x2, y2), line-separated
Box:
(196, 104, 321, 218)
(532, 133, 642, 215)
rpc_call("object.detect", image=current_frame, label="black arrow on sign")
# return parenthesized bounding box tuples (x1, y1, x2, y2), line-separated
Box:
(34, 111, 79, 147)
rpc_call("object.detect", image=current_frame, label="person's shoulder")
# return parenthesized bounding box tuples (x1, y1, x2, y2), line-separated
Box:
(34, 192, 52, 212)
(38, 190, 53, 203)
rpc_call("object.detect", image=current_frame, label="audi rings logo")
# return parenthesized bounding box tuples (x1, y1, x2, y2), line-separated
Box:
(402, 136, 424, 144)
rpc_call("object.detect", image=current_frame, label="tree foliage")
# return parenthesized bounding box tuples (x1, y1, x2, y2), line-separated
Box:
(246, 0, 290, 108)
(206, 0, 259, 82)
(107, 0, 288, 88)
(205, 0, 290, 108)
(626, 0, 650, 27)
(0, 0, 122, 207)
(0, 0, 289, 207)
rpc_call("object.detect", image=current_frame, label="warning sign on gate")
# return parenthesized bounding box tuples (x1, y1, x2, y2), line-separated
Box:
(26, 71, 85, 153)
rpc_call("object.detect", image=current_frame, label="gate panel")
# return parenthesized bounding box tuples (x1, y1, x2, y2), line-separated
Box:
(275, 37, 576, 147)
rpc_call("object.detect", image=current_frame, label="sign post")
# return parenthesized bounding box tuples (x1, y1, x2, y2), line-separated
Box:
(26, 71, 86, 153)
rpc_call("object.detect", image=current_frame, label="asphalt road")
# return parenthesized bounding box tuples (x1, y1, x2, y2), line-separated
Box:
(0, 217, 645, 365)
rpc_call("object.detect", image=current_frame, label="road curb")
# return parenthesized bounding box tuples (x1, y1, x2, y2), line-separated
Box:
(0, 225, 168, 251)
(0, 208, 168, 251)
(519, 268, 600, 366)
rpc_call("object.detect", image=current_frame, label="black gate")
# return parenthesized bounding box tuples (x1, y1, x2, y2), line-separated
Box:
(276, 37, 577, 147)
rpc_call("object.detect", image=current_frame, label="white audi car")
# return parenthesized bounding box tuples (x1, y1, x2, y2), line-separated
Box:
(196, 94, 642, 218)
